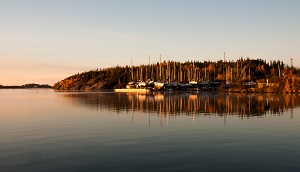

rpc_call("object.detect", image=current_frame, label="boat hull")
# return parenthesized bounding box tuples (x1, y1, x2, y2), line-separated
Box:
(114, 88, 149, 93)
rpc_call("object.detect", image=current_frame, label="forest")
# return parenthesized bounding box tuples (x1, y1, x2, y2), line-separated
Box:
(53, 58, 300, 93)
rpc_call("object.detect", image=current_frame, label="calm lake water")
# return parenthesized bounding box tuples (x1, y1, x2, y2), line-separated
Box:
(1, 89, 300, 171)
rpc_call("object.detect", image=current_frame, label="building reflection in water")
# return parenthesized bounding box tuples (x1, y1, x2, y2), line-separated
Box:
(60, 92, 300, 121)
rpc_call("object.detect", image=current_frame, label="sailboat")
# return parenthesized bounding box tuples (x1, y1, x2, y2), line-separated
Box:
(114, 58, 149, 93)
(152, 55, 165, 90)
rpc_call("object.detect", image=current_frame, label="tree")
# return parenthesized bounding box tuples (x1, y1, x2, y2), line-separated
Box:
(284, 79, 291, 93)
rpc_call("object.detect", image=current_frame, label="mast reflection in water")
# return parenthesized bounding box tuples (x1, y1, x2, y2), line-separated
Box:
(60, 92, 298, 119)
(2, 90, 300, 171)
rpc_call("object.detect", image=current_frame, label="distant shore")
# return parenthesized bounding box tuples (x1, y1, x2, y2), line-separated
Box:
(0, 83, 52, 89)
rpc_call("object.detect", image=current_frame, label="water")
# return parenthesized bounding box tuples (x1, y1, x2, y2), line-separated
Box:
(0, 89, 300, 171)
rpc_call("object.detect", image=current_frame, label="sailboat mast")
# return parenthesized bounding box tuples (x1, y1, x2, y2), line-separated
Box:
(173, 62, 176, 81)
(147, 55, 150, 80)
(180, 63, 182, 82)
(151, 62, 154, 81)
(140, 65, 143, 81)
(131, 57, 133, 81)
(168, 59, 170, 83)
(192, 58, 195, 80)
(166, 57, 169, 83)
(159, 54, 162, 80)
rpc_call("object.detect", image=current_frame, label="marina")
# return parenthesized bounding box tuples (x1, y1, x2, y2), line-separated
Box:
(2, 1, 299, 171)
(113, 80, 221, 92)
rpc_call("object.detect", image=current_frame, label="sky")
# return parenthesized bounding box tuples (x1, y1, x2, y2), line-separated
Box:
(0, 0, 299, 85)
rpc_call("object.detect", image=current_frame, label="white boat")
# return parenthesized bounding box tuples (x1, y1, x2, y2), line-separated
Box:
(126, 81, 136, 89)
(114, 88, 149, 93)
(189, 80, 197, 85)
(137, 81, 146, 88)
(154, 82, 164, 90)
(115, 81, 149, 92)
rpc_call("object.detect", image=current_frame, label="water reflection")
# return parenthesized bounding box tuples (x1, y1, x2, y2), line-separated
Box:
(60, 92, 299, 119)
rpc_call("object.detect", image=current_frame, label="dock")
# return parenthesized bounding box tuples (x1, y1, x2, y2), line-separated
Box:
(114, 88, 149, 93)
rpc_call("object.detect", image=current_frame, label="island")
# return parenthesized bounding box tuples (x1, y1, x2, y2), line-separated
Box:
(53, 58, 300, 93)
(0, 83, 52, 89)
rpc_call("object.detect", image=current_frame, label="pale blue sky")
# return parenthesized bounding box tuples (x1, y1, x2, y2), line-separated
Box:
(0, 0, 299, 85)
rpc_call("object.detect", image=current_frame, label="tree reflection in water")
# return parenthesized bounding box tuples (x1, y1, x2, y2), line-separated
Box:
(60, 92, 300, 119)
